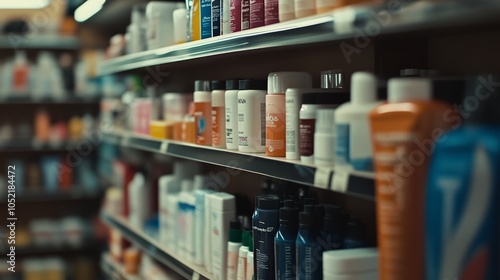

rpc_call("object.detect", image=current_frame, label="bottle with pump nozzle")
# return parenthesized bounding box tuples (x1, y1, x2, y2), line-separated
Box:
(253, 195, 280, 280)
(296, 204, 323, 280)
(274, 200, 299, 280)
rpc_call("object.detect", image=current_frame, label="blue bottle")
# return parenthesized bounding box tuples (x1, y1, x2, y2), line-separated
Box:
(320, 205, 344, 250)
(296, 205, 323, 280)
(253, 195, 280, 280)
(342, 217, 368, 249)
(275, 200, 299, 280)
(426, 75, 500, 280)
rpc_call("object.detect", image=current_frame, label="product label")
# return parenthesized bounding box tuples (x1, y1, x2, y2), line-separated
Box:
(249, 0, 264, 28)
(228, 250, 239, 279)
(201, 0, 213, 39)
(241, 0, 250, 30)
(230, 0, 242, 32)
(237, 255, 247, 280)
(226, 106, 235, 144)
(299, 119, 315, 157)
(212, 106, 225, 146)
(285, 97, 299, 156)
(296, 242, 322, 280)
(195, 102, 212, 145)
(335, 123, 350, 165)
(278, 0, 294, 15)
(212, 0, 221, 37)
(253, 213, 279, 279)
(246, 256, 254, 280)
(266, 96, 286, 156)
(264, 0, 279, 25)
(191, 0, 201, 40)
(275, 241, 296, 279)
(238, 111, 248, 147)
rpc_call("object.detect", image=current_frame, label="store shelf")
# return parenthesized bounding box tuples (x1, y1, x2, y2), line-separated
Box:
(99, 0, 500, 75)
(103, 131, 375, 199)
(0, 241, 102, 257)
(0, 189, 103, 204)
(101, 253, 142, 280)
(0, 95, 100, 104)
(101, 213, 211, 280)
(0, 35, 79, 50)
(0, 140, 87, 152)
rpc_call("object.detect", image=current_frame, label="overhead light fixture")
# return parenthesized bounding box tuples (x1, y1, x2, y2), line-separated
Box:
(0, 0, 51, 9)
(74, 0, 106, 22)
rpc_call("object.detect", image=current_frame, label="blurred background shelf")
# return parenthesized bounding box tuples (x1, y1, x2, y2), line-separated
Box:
(0, 95, 101, 104)
(103, 131, 375, 200)
(0, 241, 103, 258)
(0, 35, 79, 50)
(0, 189, 104, 204)
(101, 253, 142, 280)
(0, 140, 84, 152)
(99, 0, 500, 75)
(101, 213, 211, 280)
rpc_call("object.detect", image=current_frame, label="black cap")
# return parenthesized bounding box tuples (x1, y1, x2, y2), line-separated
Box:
(280, 200, 299, 224)
(195, 80, 211, 91)
(299, 205, 318, 229)
(239, 79, 267, 90)
(464, 74, 500, 125)
(226, 80, 239, 90)
(212, 80, 226, 90)
(323, 205, 343, 233)
(258, 195, 280, 210)
(344, 217, 367, 241)
(301, 92, 350, 105)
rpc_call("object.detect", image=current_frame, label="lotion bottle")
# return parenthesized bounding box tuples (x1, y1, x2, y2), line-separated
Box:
(194, 80, 212, 145)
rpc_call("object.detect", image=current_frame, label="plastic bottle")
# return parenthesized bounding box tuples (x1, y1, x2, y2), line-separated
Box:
(265, 0, 279, 25)
(296, 205, 323, 280)
(237, 231, 251, 280)
(250, 0, 265, 28)
(314, 109, 336, 166)
(230, 0, 242, 32)
(294, 0, 315, 18)
(335, 72, 381, 171)
(425, 75, 500, 280)
(254, 195, 280, 280)
(212, 80, 226, 148)
(222, 0, 231, 34)
(279, 0, 295, 22)
(227, 221, 243, 280)
(191, 0, 201, 40)
(225, 80, 240, 150)
(12, 51, 29, 93)
(342, 217, 367, 249)
(274, 200, 299, 280)
(194, 80, 212, 145)
(251, 196, 260, 277)
(128, 173, 150, 229)
(205, 192, 214, 273)
(194, 175, 214, 266)
(246, 235, 254, 280)
(212, 0, 221, 37)
(146, 2, 184, 49)
(322, 248, 379, 280)
(201, 0, 212, 38)
(321, 205, 343, 250)
(267, 72, 312, 157)
(209, 192, 236, 280)
(178, 179, 194, 260)
(173, 8, 188, 44)
(370, 77, 453, 280)
(238, 79, 267, 153)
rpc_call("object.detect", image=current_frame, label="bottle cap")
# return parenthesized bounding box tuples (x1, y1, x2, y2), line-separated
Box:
(351, 72, 377, 104)
(323, 205, 343, 233)
(279, 200, 299, 224)
(464, 74, 500, 125)
(388, 77, 432, 103)
(211, 80, 226, 91)
(400, 69, 421, 77)
(239, 79, 267, 90)
(229, 221, 242, 243)
(345, 217, 367, 241)
(267, 72, 312, 94)
(257, 195, 280, 210)
(226, 80, 239, 90)
(242, 230, 250, 247)
(248, 235, 253, 251)
(321, 69, 343, 89)
(194, 80, 211, 91)
(299, 205, 318, 229)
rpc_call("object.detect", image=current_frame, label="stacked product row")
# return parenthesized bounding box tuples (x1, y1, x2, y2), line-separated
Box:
(108, 0, 381, 56)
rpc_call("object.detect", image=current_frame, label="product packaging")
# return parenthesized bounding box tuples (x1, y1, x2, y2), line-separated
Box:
(254, 195, 280, 280)
(274, 200, 299, 280)
(227, 221, 243, 280)
(194, 80, 213, 145)
(225, 80, 240, 150)
(238, 79, 268, 153)
(322, 248, 378, 280)
(146, 2, 184, 49)
(250, 0, 265, 28)
(212, 80, 226, 148)
(296, 205, 323, 280)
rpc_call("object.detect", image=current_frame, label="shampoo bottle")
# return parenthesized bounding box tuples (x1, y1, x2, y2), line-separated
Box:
(128, 173, 150, 229)
(212, 80, 226, 148)
(194, 175, 214, 266)
(225, 80, 240, 150)
(227, 221, 243, 280)
(274, 200, 299, 280)
(296, 205, 323, 280)
(194, 80, 212, 145)
(370, 77, 453, 280)
(266, 72, 312, 157)
(335, 72, 380, 171)
(238, 80, 267, 153)
(177, 179, 194, 260)
(237, 230, 251, 280)
(342, 217, 367, 249)
(254, 195, 280, 280)
(210, 192, 236, 280)
(321, 204, 343, 250)
(425, 75, 500, 280)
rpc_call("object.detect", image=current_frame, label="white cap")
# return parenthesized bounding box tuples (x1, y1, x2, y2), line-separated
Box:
(323, 248, 378, 275)
(181, 179, 193, 192)
(173, 160, 201, 179)
(133, 173, 145, 185)
(351, 72, 377, 104)
(267, 72, 312, 94)
(208, 192, 235, 212)
(315, 109, 335, 134)
(388, 77, 432, 103)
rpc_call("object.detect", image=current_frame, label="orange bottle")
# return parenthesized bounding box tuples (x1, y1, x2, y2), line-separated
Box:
(369, 78, 454, 280)
(194, 81, 212, 146)
(35, 110, 50, 143)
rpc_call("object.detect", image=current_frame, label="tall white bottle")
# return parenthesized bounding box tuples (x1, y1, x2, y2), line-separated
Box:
(128, 173, 150, 229)
(334, 72, 381, 172)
